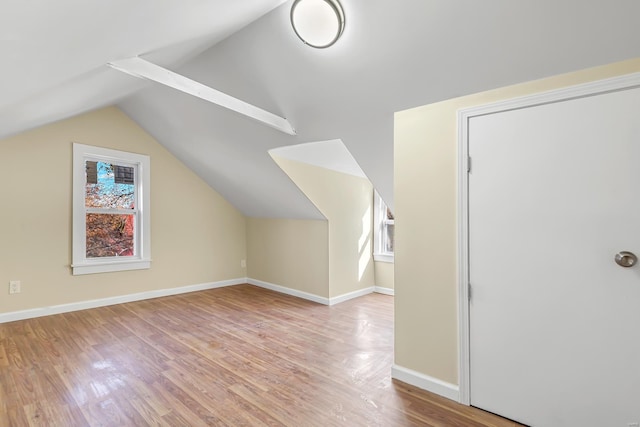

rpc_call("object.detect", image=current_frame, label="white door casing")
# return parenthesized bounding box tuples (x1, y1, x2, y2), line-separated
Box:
(457, 73, 640, 426)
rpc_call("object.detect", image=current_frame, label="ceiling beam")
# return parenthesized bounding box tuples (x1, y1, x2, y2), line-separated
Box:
(108, 57, 296, 135)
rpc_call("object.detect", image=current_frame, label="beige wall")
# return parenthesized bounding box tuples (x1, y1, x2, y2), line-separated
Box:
(246, 218, 329, 298)
(394, 58, 640, 385)
(272, 157, 375, 298)
(374, 261, 394, 290)
(0, 107, 247, 314)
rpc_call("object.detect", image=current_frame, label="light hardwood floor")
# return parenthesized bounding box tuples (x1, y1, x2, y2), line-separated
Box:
(0, 284, 521, 426)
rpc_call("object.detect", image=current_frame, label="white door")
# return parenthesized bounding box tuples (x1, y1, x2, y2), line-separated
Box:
(468, 85, 640, 426)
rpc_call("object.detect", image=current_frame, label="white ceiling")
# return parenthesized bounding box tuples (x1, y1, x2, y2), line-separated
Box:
(0, 0, 286, 139)
(3, 0, 640, 219)
(270, 140, 366, 178)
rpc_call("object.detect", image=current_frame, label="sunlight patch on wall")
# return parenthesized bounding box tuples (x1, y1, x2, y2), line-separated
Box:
(358, 205, 372, 281)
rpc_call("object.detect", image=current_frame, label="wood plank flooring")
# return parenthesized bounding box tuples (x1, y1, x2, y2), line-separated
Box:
(0, 284, 521, 426)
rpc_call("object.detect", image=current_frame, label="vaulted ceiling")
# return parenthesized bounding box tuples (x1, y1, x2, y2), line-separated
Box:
(3, 0, 640, 218)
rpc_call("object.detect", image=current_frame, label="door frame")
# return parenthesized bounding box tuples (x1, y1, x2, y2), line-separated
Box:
(456, 72, 640, 405)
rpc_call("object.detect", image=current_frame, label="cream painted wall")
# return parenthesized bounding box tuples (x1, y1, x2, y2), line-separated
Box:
(246, 218, 329, 298)
(0, 107, 247, 315)
(374, 261, 394, 290)
(272, 157, 375, 298)
(394, 58, 640, 385)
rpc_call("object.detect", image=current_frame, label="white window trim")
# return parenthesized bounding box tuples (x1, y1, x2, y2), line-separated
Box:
(72, 143, 151, 275)
(373, 191, 394, 263)
(374, 253, 395, 263)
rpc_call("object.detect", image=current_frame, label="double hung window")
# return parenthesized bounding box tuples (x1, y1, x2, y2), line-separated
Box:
(72, 143, 151, 275)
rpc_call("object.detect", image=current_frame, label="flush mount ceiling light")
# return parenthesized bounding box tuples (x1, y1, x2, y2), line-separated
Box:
(290, 0, 345, 49)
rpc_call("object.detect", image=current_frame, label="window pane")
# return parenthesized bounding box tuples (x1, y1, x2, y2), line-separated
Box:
(384, 223, 394, 253)
(85, 161, 135, 209)
(86, 213, 135, 258)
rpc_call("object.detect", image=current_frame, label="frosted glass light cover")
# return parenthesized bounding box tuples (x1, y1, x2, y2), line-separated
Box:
(291, 0, 344, 48)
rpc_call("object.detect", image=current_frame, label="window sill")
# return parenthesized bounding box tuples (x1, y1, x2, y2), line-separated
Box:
(72, 259, 151, 275)
(374, 253, 394, 263)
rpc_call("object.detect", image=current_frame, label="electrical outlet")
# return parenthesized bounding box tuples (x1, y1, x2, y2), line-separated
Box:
(9, 280, 21, 294)
(240, 259, 247, 268)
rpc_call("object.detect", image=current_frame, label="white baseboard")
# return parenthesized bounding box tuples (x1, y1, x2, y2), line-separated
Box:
(1, 278, 390, 324)
(247, 279, 383, 306)
(391, 364, 460, 402)
(247, 278, 330, 305)
(329, 286, 375, 305)
(374, 286, 394, 296)
(0, 278, 245, 324)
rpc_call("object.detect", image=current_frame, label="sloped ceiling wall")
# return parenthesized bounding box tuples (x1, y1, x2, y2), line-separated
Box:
(0, 0, 288, 142)
(2, 1, 640, 219)
(270, 140, 366, 179)
(119, 0, 640, 219)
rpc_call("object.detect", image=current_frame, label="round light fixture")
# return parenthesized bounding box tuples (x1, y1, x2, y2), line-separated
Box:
(290, 0, 345, 49)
